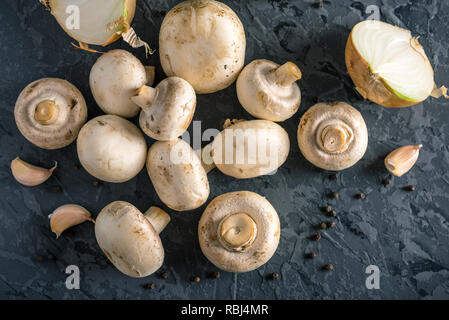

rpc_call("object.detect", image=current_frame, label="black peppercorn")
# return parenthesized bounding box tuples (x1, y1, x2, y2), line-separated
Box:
(327, 221, 336, 228)
(382, 178, 391, 185)
(329, 173, 338, 180)
(313, 1, 323, 8)
(319, 222, 327, 230)
(211, 271, 220, 279)
(405, 185, 416, 191)
(306, 252, 317, 259)
(329, 210, 337, 217)
(144, 283, 155, 289)
(271, 272, 279, 280)
(160, 272, 168, 279)
(312, 233, 322, 241)
(193, 276, 201, 283)
(322, 264, 334, 271)
(330, 192, 339, 199)
(356, 192, 366, 199)
(93, 180, 101, 187)
(323, 205, 332, 213)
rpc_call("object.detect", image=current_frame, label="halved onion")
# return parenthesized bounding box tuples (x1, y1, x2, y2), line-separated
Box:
(40, 0, 153, 55)
(346, 20, 447, 107)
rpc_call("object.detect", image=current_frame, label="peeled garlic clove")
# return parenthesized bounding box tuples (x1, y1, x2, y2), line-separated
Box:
(49, 204, 94, 239)
(11, 157, 57, 186)
(385, 145, 422, 177)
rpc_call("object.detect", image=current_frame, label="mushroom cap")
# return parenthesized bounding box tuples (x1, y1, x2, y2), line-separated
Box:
(198, 191, 280, 273)
(147, 139, 210, 211)
(159, 0, 246, 94)
(236, 60, 301, 121)
(77, 115, 147, 183)
(297, 102, 368, 171)
(90, 49, 147, 118)
(211, 120, 290, 179)
(95, 201, 164, 278)
(14, 78, 87, 149)
(139, 77, 196, 141)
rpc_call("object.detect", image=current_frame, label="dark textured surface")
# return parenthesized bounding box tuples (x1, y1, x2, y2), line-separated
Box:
(1, 0, 448, 300)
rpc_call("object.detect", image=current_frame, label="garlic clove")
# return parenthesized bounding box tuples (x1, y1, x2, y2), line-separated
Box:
(49, 204, 94, 239)
(385, 145, 422, 177)
(11, 157, 57, 186)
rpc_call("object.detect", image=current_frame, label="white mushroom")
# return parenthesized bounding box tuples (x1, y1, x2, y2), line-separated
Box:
(131, 77, 196, 141)
(77, 115, 147, 183)
(237, 60, 302, 121)
(210, 120, 290, 179)
(95, 201, 170, 278)
(159, 0, 246, 94)
(198, 191, 280, 273)
(297, 102, 368, 171)
(14, 78, 87, 149)
(89, 49, 155, 118)
(146, 139, 210, 211)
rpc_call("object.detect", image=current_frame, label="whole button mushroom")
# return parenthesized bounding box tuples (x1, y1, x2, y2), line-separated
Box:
(147, 139, 210, 211)
(95, 201, 170, 278)
(297, 102, 368, 171)
(131, 77, 196, 141)
(198, 191, 280, 273)
(14, 78, 87, 149)
(237, 60, 302, 121)
(77, 115, 147, 183)
(159, 0, 246, 94)
(90, 49, 155, 118)
(210, 120, 290, 179)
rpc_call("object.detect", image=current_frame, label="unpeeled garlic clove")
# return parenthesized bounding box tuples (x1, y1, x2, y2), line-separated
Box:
(49, 204, 94, 239)
(385, 144, 422, 177)
(11, 157, 57, 186)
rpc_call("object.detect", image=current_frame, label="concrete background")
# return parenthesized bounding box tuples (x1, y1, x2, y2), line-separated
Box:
(0, 0, 448, 299)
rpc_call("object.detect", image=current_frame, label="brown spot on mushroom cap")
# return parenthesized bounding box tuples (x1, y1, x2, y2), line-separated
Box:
(14, 78, 87, 150)
(198, 191, 280, 273)
(95, 201, 165, 278)
(297, 102, 368, 171)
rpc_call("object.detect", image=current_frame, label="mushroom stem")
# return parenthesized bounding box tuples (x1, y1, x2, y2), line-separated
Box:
(320, 123, 351, 154)
(34, 100, 59, 125)
(267, 62, 302, 87)
(218, 213, 257, 252)
(144, 206, 171, 234)
(195, 142, 216, 174)
(131, 85, 157, 111)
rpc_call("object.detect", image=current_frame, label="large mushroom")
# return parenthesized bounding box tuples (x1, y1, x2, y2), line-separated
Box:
(95, 201, 170, 278)
(90, 49, 155, 118)
(236, 60, 302, 121)
(159, 0, 246, 94)
(14, 78, 87, 149)
(146, 139, 210, 211)
(131, 77, 196, 141)
(198, 191, 280, 273)
(297, 102, 368, 171)
(77, 115, 147, 183)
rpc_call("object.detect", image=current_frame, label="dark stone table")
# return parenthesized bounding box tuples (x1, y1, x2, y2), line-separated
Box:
(1, 0, 448, 299)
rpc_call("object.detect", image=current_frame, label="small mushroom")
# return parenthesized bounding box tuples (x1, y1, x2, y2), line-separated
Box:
(90, 50, 155, 118)
(131, 77, 196, 141)
(77, 115, 147, 183)
(95, 201, 170, 278)
(146, 139, 210, 211)
(198, 191, 280, 273)
(237, 59, 302, 121)
(159, 0, 246, 94)
(210, 120, 290, 178)
(14, 78, 87, 149)
(297, 102, 368, 171)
